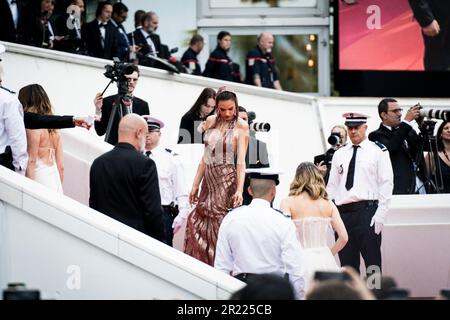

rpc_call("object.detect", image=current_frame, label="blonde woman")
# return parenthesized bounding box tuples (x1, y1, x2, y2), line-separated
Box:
(280, 162, 348, 280)
(19, 84, 63, 193)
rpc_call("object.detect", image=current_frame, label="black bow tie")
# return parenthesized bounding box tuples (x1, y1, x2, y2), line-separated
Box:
(10, 0, 17, 4)
(99, 23, 107, 28)
(145, 150, 152, 157)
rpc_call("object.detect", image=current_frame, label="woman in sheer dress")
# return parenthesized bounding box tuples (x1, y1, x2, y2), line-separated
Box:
(184, 86, 249, 266)
(19, 84, 64, 193)
(280, 162, 348, 280)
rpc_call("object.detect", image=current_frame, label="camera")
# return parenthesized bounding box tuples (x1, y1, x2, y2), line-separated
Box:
(314, 271, 351, 282)
(104, 57, 136, 96)
(3, 283, 40, 300)
(327, 132, 342, 147)
(418, 107, 450, 121)
(247, 111, 271, 132)
(250, 122, 271, 132)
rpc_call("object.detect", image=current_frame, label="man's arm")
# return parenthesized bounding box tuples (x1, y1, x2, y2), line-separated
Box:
(371, 149, 394, 233)
(214, 217, 234, 275)
(5, 99, 27, 174)
(140, 159, 165, 242)
(408, 0, 435, 28)
(281, 222, 306, 299)
(24, 112, 74, 129)
(369, 123, 413, 152)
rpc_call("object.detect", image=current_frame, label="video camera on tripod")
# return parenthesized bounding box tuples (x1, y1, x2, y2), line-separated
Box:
(101, 58, 137, 142)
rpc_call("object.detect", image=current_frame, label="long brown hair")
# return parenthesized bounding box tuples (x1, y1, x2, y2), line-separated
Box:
(19, 84, 56, 134)
(289, 162, 328, 200)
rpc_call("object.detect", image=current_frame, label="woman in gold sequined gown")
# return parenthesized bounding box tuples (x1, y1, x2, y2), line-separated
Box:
(184, 87, 249, 266)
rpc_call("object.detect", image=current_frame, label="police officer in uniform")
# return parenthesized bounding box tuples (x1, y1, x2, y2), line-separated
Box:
(0, 53, 27, 173)
(245, 32, 282, 90)
(203, 31, 236, 82)
(181, 34, 204, 76)
(143, 115, 189, 247)
(215, 168, 306, 299)
(327, 113, 393, 275)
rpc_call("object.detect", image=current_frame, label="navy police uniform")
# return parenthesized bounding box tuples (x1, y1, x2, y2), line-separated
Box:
(203, 46, 234, 82)
(245, 46, 279, 89)
(181, 47, 201, 75)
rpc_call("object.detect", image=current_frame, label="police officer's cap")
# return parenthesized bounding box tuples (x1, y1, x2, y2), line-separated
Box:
(246, 168, 282, 185)
(343, 112, 369, 127)
(142, 115, 165, 131)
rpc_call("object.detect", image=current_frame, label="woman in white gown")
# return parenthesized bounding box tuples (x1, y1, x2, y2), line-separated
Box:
(19, 84, 64, 194)
(280, 162, 348, 282)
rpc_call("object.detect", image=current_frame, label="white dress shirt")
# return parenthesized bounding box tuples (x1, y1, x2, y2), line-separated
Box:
(8, 0, 19, 30)
(97, 20, 107, 48)
(0, 87, 27, 175)
(215, 198, 307, 299)
(147, 146, 189, 218)
(140, 29, 156, 56)
(327, 138, 394, 222)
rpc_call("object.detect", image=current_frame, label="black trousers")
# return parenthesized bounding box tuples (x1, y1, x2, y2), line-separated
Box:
(161, 206, 177, 247)
(0, 146, 14, 171)
(336, 201, 381, 275)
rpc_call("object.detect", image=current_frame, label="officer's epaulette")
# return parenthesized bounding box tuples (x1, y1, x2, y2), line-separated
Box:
(165, 148, 179, 156)
(0, 86, 16, 94)
(374, 141, 387, 152)
(274, 208, 291, 218)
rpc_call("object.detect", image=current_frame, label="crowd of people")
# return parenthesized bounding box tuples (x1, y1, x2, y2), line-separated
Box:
(1, 0, 284, 91)
(2, 4, 450, 298)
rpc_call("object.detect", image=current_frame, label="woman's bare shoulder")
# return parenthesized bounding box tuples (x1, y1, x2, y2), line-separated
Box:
(236, 117, 249, 129)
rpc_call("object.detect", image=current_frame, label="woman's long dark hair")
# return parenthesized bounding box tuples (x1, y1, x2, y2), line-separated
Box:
(212, 90, 239, 128)
(186, 87, 216, 119)
(437, 120, 450, 151)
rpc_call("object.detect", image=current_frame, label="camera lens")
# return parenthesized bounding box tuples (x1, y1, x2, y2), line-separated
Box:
(328, 133, 341, 146)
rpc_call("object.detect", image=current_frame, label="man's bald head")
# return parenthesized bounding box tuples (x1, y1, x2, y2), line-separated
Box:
(249, 178, 276, 201)
(118, 114, 148, 151)
(257, 32, 274, 53)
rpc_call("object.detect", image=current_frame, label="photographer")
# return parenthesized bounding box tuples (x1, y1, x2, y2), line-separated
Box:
(93, 64, 149, 145)
(369, 98, 428, 194)
(315, 125, 348, 184)
(238, 106, 270, 205)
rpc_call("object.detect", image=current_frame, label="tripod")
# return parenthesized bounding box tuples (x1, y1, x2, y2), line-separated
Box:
(415, 121, 444, 194)
(101, 78, 133, 143)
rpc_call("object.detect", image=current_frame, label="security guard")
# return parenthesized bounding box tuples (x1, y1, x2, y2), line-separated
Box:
(181, 34, 204, 76)
(143, 115, 189, 247)
(203, 31, 235, 82)
(245, 32, 282, 90)
(0, 44, 27, 174)
(327, 113, 393, 275)
(215, 168, 307, 299)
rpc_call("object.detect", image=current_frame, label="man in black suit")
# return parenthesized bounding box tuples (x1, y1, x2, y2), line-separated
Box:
(238, 107, 270, 205)
(81, 1, 119, 60)
(89, 114, 165, 242)
(128, 11, 161, 68)
(93, 64, 149, 145)
(369, 98, 427, 194)
(0, 0, 34, 44)
(408, 0, 450, 70)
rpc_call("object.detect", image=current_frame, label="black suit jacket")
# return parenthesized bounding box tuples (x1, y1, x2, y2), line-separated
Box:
(243, 136, 270, 205)
(94, 95, 150, 145)
(0, 0, 34, 44)
(89, 143, 165, 241)
(128, 29, 156, 67)
(369, 122, 426, 194)
(24, 113, 74, 129)
(81, 19, 119, 59)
